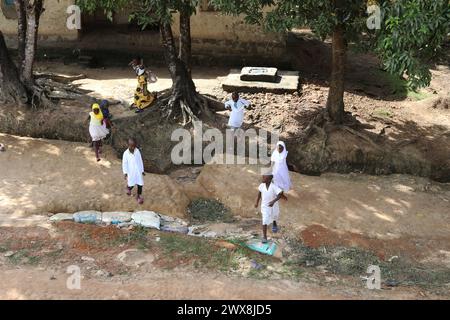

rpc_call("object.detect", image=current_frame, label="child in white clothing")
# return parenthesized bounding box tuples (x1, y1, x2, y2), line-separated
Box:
(254, 173, 287, 243)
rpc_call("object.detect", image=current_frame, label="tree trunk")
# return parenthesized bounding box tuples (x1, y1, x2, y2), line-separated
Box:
(160, 22, 211, 124)
(179, 2, 192, 75)
(22, 0, 44, 86)
(326, 25, 347, 124)
(14, 0, 27, 78)
(0, 31, 28, 105)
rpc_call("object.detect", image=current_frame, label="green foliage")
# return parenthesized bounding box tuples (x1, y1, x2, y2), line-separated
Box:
(212, 0, 450, 90)
(76, 0, 201, 29)
(187, 198, 235, 223)
(376, 0, 450, 89)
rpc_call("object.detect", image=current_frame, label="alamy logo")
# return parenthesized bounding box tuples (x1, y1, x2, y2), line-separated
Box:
(66, 265, 81, 290)
(171, 121, 278, 167)
(367, 5, 381, 30)
(66, 5, 81, 30)
(366, 265, 381, 289)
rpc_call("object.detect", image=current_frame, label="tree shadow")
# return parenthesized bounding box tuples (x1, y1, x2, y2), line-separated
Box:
(286, 32, 410, 101)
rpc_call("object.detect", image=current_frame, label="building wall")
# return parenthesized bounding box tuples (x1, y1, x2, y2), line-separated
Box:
(0, 0, 78, 45)
(172, 6, 287, 64)
(0, 0, 287, 64)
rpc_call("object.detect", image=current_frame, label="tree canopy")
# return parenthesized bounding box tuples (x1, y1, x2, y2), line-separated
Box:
(212, 0, 450, 89)
(77, 0, 199, 27)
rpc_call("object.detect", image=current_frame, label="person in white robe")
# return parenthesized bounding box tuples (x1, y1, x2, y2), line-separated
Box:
(122, 138, 145, 204)
(271, 141, 291, 192)
(224, 92, 250, 131)
(254, 172, 287, 243)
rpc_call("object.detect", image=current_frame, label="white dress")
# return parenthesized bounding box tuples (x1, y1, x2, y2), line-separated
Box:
(89, 112, 109, 142)
(271, 141, 291, 192)
(225, 98, 250, 128)
(122, 148, 144, 187)
(258, 182, 283, 225)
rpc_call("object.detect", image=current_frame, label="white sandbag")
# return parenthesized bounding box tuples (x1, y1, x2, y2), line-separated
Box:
(102, 212, 132, 224)
(73, 211, 102, 223)
(131, 211, 161, 229)
(49, 213, 74, 222)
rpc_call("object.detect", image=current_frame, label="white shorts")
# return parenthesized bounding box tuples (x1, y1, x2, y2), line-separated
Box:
(261, 204, 280, 225)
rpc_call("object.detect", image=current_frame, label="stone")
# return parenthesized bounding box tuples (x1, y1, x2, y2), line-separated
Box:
(49, 213, 73, 222)
(131, 211, 161, 229)
(116, 249, 155, 267)
(240, 67, 279, 83)
(81, 256, 95, 262)
(95, 270, 112, 277)
(101, 212, 132, 224)
(223, 69, 299, 94)
(4, 251, 15, 257)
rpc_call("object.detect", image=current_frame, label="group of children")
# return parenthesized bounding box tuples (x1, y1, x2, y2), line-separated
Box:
(256, 141, 291, 243)
(225, 92, 292, 242)
(88, 100, 146, 204)
(88, 83, 291, 242)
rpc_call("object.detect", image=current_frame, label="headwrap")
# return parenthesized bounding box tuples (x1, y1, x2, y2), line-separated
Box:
(271, 141, 288, 162)
(137, 66, 145, 76)
(100, 100, 109, 108)
(91, 103, 104, 121)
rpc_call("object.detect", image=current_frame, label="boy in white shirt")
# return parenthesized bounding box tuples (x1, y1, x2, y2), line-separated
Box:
(122, 138, 145, 204)
(254, 173, 287, 243)
(224, 92, 251, 131)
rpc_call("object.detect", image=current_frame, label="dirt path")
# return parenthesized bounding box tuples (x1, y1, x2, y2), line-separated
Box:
(0, 133, 449, 299)
(0, 265, 433, 300)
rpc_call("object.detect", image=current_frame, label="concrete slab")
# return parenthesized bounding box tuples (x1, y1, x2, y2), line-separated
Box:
(240, 67, 278, 82)
(222, 69, 299, 93)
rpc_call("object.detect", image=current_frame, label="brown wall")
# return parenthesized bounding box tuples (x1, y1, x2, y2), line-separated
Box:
(0, 0, 287, 64)
(0, 0, 78, 46)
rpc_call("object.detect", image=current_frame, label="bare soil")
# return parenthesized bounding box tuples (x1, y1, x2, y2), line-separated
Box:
(0, 134, 449, 299)
(0, 48, 449, 299)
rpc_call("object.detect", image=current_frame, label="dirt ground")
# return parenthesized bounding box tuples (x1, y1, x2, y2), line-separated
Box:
(0, 56, 449, 299)
(0, 133, 449, 299)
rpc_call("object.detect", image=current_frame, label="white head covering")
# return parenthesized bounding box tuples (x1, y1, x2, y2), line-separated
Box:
(137, 66, 145, 76)
(261, 167, 273, 176)
(271, 141, 288, 162)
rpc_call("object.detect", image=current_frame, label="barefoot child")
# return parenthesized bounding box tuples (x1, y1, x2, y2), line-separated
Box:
(88, 103, 109, 161)
(122, 138, 145, 204)
(254, 173, 287, 243)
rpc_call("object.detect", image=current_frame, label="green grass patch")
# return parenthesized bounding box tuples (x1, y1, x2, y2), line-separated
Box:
(371, 69, 432, 101)
(115, 225, 151, 249)
(187, 198, 235, 223)
(158, 233, 239, 271)
(285, 238, 450, 292)
(372, 108, 393, 118)
(407, 90, 432, 101)
(6, 249, 41, 266)
(156, 234, 278, 273)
